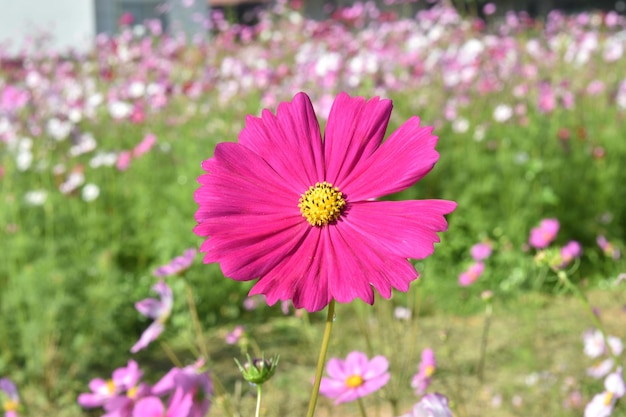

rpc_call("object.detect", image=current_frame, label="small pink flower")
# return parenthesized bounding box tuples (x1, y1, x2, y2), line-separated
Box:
(399, 393, 453, 417)
(116, 151, 132, 171)
(119, 12, 134, 26)
(319, 351, 390, 404)
(131, 281, 173, 353)
(597, 236, 620, 260)
(528, 218, 559, 249)
(78, 360, 146, 411)
(153, 249, 196, 277)
(585, 368, 625, 417)
(151, 358, 212, 417)
(558, 240, 582, 267)
(411, 348, 436, 396)
(225, 325, 244, 345)
(483, 3, 496, 16)
(470, 242, 492, 261)
(458, 262, 484, 286)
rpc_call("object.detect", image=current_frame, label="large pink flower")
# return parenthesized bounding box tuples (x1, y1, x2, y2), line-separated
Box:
(194, 92, 456, 312)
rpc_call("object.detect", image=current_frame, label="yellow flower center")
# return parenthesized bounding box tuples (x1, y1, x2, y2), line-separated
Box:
(127, 386, 138, 399)
(424, 365, 435, 378)
(106, 379, 116, 394)
(604, 391, 614, 406)
(298, 181, 346, 226)
(345, 375, 364, 388)
(3, 399, 18, 412)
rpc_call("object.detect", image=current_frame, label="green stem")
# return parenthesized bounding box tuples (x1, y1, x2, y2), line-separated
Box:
(356, 397, 368, 417)
(306, 299, 336, 417)
(255, 384, 262, 417)
(558, 271, 619, 363)
(477, 303, 492, 382)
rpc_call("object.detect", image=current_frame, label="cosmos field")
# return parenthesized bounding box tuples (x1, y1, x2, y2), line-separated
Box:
(0, 1, 625, 416)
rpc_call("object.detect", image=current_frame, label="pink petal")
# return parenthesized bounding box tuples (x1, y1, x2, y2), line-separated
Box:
(339, 116, 440, 200)
(237, 92, 324, 191)
(344, 351, 369, 376)
(341, 200, 456, 260)
(358, 371, 390, 397)
(325, 357, 348, 380)
(132, 396, 164, 417)
(334, 388, 362, 404)
(130, 321, 164, 353)
(319, 377, 349, 398)
(362, 356, 389, 379)
(324, 93, 393, 185)
(248, 227, 332, 312)
(135, 298, 162, 318)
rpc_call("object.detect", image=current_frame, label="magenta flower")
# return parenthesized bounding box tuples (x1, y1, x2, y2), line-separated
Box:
(399, 393, 453, 417)
(0, 378, 20, 417)
(194, 92, 456, 312)
(132, 393, 192, 417)
(131, 281, 173, 353)
(133, 133, 157, 158)
(151, 359, 213, 417)
(558, 240, 582, 268)
(458, 262, 484, 286)
(528, 218, 559, 249)
(153, 249, 197, 277)
(319, 351, 389, 404)
(470, 242, 492, 261)
(411, 348, 436, 396)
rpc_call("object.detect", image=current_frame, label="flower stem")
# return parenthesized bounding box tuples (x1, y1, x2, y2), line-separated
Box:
(306, 299, 336, 417)
(357, 397, 368, 417)
(557, 270, 618, 363)
(477, 302, 492, 382)
(255, 384, 262, 417)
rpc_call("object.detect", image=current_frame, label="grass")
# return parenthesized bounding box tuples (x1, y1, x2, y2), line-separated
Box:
(1, 3, 626, 416)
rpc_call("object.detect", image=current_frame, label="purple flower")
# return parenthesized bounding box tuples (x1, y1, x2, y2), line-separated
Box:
(398, 393, 453, 417)
(151, 359, 213, 417)
(0, 378, 20, 417)
(411, 349, 436, 396)
(528, 218, 559, 249)
(153, 249, 196, 277)
(319, 351, 390, 404)
(131, 281, 173, 353)
(458, 262, 484, 286)
(78, 360, 148, 414)
(470, 242, 492, 262)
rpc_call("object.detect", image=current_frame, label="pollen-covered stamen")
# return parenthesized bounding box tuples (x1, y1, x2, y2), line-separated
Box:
(298, 181, 346, 226)
(345, 375, 364, 388)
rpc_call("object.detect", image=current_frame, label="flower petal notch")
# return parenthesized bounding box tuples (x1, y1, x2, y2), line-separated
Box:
(194, 92, 456, 312)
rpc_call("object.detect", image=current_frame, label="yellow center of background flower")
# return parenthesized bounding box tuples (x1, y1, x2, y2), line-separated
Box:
(298, 181, 346, 226)
(345, 375, 364, 388)
(604, 391, 614, 406)
(3, 400, 18, 411)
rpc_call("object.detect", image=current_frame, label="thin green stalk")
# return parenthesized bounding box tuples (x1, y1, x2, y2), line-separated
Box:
(255, 384, 262, 417)
(306, 299, 336, 417)
(357, 397, 368, 417)
(477, 303, 492, 382)
(558, 271, 618, 363)
(184, 283, 209, 360)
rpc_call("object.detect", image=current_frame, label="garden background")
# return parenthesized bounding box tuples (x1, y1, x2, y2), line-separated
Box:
(0, 0, 625, 416)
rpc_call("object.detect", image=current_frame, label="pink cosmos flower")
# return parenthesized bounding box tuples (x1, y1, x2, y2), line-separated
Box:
(558, 240, 582, 267)
(583, 329, 623, 359)
(483, 3, 496, 16)
(528, 218, 559, 249)
(0, 378, 20, 417)
(319, 351, 390, 404)
(131, 281, 173, 353)
(153, 249, 197, 277)
(117, 151, 132, 171)
(225, 325, 244, 345)
(585, 368, 625, 417)
(399, 393, 453, 417)
(470, 242, 492, 261)
(78, 360, 147, 412)
(597, 236, 620, 260)
(458, 262, 484, 286)
(194, 92, 456, 312)
(132, 393, 192, 417)
(151, 359, 212, 417)
(411, 348, 436, 396)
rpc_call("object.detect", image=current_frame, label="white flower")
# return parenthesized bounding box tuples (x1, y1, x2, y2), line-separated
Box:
(452, 118, 469, 133)
(82, 183, 100, 202)
(493, 104, 513, 123)
(24, 190, 47, 206)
